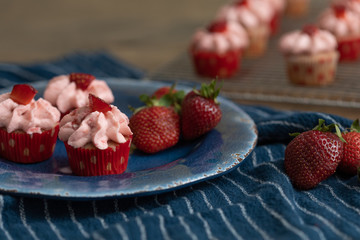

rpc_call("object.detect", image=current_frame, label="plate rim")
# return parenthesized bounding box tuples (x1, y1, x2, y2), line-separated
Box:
(0, 78, 258, 200)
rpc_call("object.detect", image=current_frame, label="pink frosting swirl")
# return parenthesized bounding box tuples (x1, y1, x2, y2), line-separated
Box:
(59, 106, 132, 149)
(191, 21, 249, 53)
(44, 75, 114, 113)
(0, 93, 60, 134)
(318, 7, 360, 37)
(216, 0, 275, 29)
(279, 28, 337, 55)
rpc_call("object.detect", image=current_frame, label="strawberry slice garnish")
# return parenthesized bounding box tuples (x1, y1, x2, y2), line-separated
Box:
(333, 4, 346, 19)
(88, 94, 112, 113)
(234, 0, 248, 7)
(10, 84, 38, 105)
(69, 73, 95, 90)
(302, 24, 318, 36)
(207, 21, 227, 33)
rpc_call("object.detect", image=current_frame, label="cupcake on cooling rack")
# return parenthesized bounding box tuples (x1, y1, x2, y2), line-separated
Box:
(0, 84, 60, 163)
(190, 19, 249, 78)
(279, 24, 339, 86)
(216, 0, 273, 58)
(59, 94, 132, 176)
(318, 4, 360, 61)
(44, 73, 114, 117)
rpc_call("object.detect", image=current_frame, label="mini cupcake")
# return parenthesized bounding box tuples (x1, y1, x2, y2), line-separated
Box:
(279, 25, 339, 86)
(285, 0, 310, 17)
(318, 4, 360, 61)
(216, 0, 271, 58)
(0, 84, 60, 163)
(44, 73, 114, 116)
(190, 20, 248, 78)
(59, 94, 132, 176)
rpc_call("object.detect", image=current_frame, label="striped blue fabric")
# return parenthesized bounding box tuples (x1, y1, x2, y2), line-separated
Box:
(0, 52, 359, 240)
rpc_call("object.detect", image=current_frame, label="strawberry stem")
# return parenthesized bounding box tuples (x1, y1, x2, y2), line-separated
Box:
(290, 119, 346, 142)
(194, 80, 222, 104)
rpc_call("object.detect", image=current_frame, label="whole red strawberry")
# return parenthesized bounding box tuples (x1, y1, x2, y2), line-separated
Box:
(152, 86, 177, 99)
(129, 106, 180, 153)
(338, 119, 360, 176)
(181, 80, 222, 140)
(129, 86, 183, 154)
(284, 119, 344, 190)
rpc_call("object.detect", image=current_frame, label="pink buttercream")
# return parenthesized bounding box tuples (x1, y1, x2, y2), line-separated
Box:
(191, 21, 249, 53)
(59, 106, 132, 149)
(216, 1, 275, 29)
(0, 93, 60, 134)
(279, 29, 337, 55)
(318, 7, 360, 37)
(44, 75, 114, 113)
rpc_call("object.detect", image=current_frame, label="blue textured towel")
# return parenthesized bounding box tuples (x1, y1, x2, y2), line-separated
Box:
(0, 52, 359, 240)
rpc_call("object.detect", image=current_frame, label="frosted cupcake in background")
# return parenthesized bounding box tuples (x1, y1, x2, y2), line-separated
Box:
(216, 0, 272, 58)
(190, 20, 249, 78)
(318, 4, 360, 61)
(44, 73, 114, 116)
(0, 84, 60, 163)
(59, 94, 132, 176)
(285, 0, 310, 17)
(279, 25, 339, 86)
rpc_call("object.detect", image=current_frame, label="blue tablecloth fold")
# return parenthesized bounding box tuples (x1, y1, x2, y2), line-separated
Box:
(0, 52, 359, 240)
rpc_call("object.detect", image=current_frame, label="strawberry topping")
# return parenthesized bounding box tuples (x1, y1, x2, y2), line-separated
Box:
(69, 73, 95, 90)
(88, 94, 112, 113)
(234, 0, 248, 7)
(10, 84, 38, 105)
(302, 24, 318, 36)
(333, 4, 346, 19)
(207, 21, 227, 33)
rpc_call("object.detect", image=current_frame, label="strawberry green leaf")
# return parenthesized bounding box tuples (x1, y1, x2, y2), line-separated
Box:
(350, 119, 360, 132)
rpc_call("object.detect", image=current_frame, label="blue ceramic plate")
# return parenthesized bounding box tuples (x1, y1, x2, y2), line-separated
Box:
(0, 79, 257, 200)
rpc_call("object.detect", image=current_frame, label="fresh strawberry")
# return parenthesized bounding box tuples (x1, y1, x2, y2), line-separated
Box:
(69, 73, 95, 90)
(338, 119, 360, 176)
(284, 119, 344, 190)
(152, 86, 177, 99)
(88, 94, 112, 113)
(181, 80, 222, 140)
(129, 86, 183, 154)
(129, 106, 180, 153)
(10, 84, 38, 105)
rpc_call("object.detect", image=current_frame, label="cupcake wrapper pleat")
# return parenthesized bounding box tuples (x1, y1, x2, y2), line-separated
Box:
(0, 125, 59, 163)
(64, 137, 132, 176)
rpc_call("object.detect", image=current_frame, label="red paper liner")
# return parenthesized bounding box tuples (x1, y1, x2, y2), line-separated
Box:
(64, 137, 132, 176)
(337, 37, 360, 62)
(285, 51, 339, 86)
(0, 125, 59, 163)
(191, 49, 241, 78)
